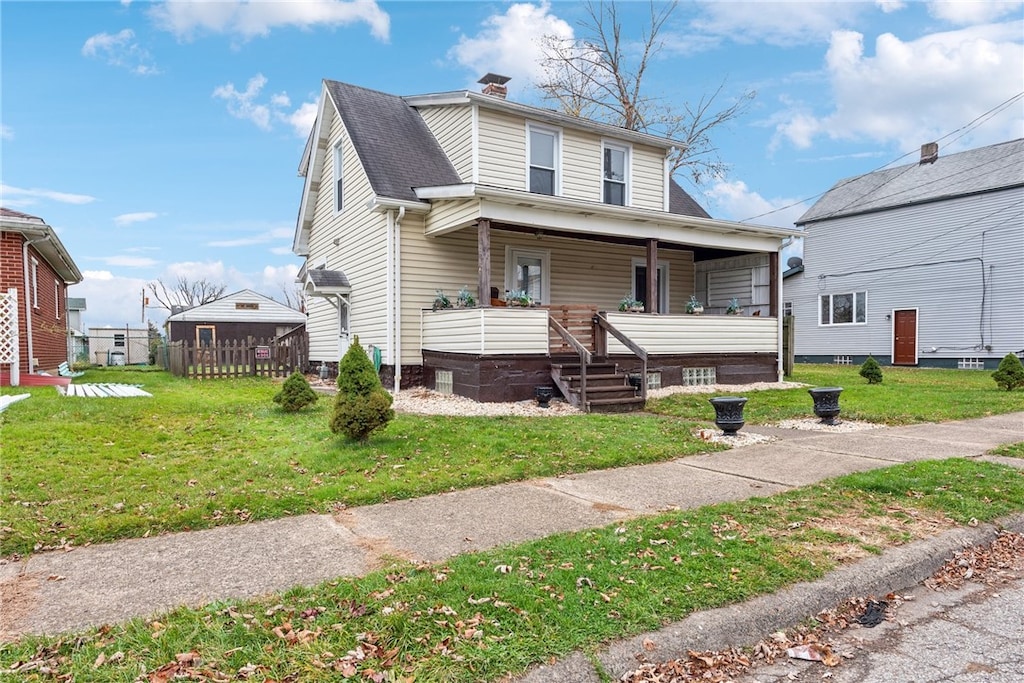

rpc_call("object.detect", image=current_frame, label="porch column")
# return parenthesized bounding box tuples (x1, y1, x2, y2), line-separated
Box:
(478, 218, 491, 308)
(645, 239, 658, 313)
(769, 251, 779, 318)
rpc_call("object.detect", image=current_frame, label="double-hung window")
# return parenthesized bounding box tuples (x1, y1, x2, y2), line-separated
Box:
(528, 125, 559, 195)
(820, 292, 866, 325)
(602, 142, 629, 206)
(333, 140, 344, 213)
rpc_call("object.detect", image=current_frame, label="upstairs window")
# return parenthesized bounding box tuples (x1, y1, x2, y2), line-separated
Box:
(602, 142, 629, 206)
(333, 140, 344, 213)
(820, 292, 866, 325)
(528, 125, 559, 195)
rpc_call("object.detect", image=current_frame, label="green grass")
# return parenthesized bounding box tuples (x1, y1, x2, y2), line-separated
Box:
(2, 459, 1021, 681)
(0, 368, 720, 557)
(989, 442, 1024, 458)
(649, 364, 1024, 425)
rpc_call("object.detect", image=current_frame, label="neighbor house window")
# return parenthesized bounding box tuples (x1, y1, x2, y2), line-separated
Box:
(527, 124, 559, 195)
(820, 292, 866, 325)
(602, 142, 629, 206)
(114, 333, 125, 348)
(333, 140, 344, 213)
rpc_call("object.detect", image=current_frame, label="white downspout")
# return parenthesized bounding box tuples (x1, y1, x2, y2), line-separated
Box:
(385, 209, 394, 384)
(22, 234, 51, 373)
(777, 246, 785, 382)
(393, 206, 405, 395)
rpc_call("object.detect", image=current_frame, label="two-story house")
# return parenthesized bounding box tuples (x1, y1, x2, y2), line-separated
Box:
(292, 76, 799, 409)
(787, 139, 1023, 369)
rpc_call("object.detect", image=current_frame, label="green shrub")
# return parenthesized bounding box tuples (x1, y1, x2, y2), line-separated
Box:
(992, 353, 1024, 391)
(273, 371, 319, 412)
(330, 336, 394, 441)
(859, 355, 884, 384)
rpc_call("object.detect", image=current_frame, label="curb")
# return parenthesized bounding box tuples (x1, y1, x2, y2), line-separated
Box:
(514, 512, 1024, 682)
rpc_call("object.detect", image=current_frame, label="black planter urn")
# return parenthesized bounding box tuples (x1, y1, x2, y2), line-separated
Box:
(534, 385, 554, 408)
(709, 396, 748, 435)
(808, 387, 843, 425)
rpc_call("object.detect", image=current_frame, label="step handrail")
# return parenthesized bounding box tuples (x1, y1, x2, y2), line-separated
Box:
(594, 313, 649, 401)
(548, 315, 592, 409)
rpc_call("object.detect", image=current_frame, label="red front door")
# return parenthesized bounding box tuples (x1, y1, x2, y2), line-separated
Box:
(893, 310, 917, 365)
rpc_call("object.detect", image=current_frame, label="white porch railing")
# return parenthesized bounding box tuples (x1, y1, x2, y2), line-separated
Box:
(604, 311, 778, 354)
(421, 307, 549, 355)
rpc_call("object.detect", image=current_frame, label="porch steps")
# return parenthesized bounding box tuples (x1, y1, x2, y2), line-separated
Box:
(550, 362, 645, 413)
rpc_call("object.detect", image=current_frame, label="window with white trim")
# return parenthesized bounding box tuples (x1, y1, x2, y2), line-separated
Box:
(819, 292, 866, 325)
(54, 281, 60, 319)
(602, 142, 629, 206)
(505, 247, 550, 305)
(527, 124, 559, 196)
(31, 258, 39, 308)
(333, 140, 344, 213)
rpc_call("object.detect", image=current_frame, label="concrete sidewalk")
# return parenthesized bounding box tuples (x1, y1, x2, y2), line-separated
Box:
(1, 412, 1022, 641)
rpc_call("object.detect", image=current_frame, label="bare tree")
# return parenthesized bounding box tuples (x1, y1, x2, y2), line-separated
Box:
(537, 1, 755, 186)
(147, 276, 227, 311)
(278, 283, 306, 313)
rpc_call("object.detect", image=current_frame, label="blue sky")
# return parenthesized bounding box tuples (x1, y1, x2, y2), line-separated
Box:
(3, 1, 1022, 330)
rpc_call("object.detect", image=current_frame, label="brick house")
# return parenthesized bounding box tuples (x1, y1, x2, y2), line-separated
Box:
(1, 208, 83, 385)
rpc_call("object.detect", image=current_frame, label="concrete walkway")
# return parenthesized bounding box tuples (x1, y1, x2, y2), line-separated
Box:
(1, 412, 1022, 641)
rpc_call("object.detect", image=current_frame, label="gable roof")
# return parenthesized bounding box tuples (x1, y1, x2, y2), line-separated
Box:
(798, 138, 1024, 225)
(165, 289, 305, 323)
(669, 179, 711, 218)
(324, 81, 463, 203)
(0, 207, 83, 283)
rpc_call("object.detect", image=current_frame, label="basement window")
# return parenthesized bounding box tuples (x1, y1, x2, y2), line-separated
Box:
(646, 371, 662, 391)
(958, 358, 985, 370)
(833, 355, 852, 365)
(435, 370, 453, 395)
(683, 367, 716, 386)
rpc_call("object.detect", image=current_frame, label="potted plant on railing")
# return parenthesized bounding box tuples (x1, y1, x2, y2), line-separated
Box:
(618, 293, 643, 313)
(456, 285, 477, 308)
(432, 289, 452, 311)
(507, 290, 534, 307)
(685, 295, 704, 315)
(726, 297, 743, 315)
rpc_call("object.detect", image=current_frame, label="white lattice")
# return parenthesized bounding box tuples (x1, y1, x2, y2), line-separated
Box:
(0, 289, 20, 385)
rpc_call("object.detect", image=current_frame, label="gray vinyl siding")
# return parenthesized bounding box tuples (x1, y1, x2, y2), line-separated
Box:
(306, 107, 390, 362)
(417, 105, 475, 182)
(786, 186, 1023, 361)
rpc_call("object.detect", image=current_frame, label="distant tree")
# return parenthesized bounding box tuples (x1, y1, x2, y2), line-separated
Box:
(148, 276, 227, 311)
(330, 336, 394, 442)
(992, 353, 1024, 391)
(146, 319, 164, 365)
(274, 372, 319, 412)
(279, 283, 306, 313)
(859, 356, 883, 384)
(536, 0, 755, 186)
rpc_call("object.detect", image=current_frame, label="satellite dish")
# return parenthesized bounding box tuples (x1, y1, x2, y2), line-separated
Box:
(787, 256, 803, 269)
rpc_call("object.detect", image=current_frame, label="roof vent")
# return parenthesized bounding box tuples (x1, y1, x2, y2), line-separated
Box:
(920, 142, 938, 165)
(478, 73, 510, 99)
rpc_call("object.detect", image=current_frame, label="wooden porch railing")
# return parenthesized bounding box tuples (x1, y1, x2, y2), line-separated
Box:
(594, 314, 649, 401)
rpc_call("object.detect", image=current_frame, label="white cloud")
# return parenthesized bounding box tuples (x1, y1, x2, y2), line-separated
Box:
(82, 28, 159, 75)
(149, 0, 390, 42)
(448, 1, 574, 90)
(1, 124, 12, 140)
(114, 211, 159, 226)
(206, 225, 292, 248)
(0, 184, 97, 207)
(704, 179, 809, 229)
(212, 74, 313, 135)
(876, 0, 906, 13)
(773, 23, 1024, 151)
(69, 272, 151, 329)
(688, 1, 865, 47)
(928, 1, 1023, 25)
(287, 101, 318, 138)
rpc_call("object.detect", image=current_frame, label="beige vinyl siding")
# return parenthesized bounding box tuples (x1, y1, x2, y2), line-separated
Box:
(417, 105, 475, 182)
(605, 313, 778, 354)
(561, 128, 600, 201)
(477, 108, 527, 189)
(306, 108, 389, 361)
(421, 308, 549, 354)
(630, 143, 666, 211)
(423, 198, 482, 235)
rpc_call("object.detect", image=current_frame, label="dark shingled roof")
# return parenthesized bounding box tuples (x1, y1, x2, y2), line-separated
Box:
(668, 179, 711, 218)
(324, 81, 463, 202)
(308, 269, 350, 289)
(0, 207, 45, 222)
(798, 138, 1024, 225)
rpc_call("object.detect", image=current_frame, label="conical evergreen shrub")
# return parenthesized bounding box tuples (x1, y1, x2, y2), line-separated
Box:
(859, 355, 883, 384)
(273, 371, 319, 412)
(330, 336, 394, 441)
(992, 353, 1024, 391)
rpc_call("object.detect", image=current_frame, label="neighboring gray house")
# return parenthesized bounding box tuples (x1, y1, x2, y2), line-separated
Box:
(67, 297, 87, 363)
(165, 289, 306, 347)
(786, 138, 1024, 369)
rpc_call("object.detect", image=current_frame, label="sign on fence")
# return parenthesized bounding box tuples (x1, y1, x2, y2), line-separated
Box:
(254, 346, 271, 360)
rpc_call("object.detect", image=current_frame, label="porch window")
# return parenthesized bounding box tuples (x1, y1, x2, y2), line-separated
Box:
(506, 247, 550, 305)
(528, 124, 559, 196)
(333, 140, 344, 213)
(820, 292, 866, 325)
(602, 142, 629, 206)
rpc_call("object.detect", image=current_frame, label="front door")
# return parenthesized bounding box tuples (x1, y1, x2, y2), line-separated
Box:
(892, 309, 917, 365)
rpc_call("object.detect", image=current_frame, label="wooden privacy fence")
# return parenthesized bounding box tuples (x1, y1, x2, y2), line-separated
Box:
(164, 336, 308, 379)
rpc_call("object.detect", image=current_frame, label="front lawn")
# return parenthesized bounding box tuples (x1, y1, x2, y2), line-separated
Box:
(2, 459, 1022, 681)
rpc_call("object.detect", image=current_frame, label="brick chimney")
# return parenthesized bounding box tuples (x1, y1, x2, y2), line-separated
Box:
(478, 73, 511, 99)
(920, 142, 939, 165)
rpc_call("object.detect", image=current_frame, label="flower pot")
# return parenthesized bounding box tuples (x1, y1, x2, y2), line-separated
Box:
(808, 387, 843, 425)
(709, 396, 748, 435)
(534, 385, 554, 408)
